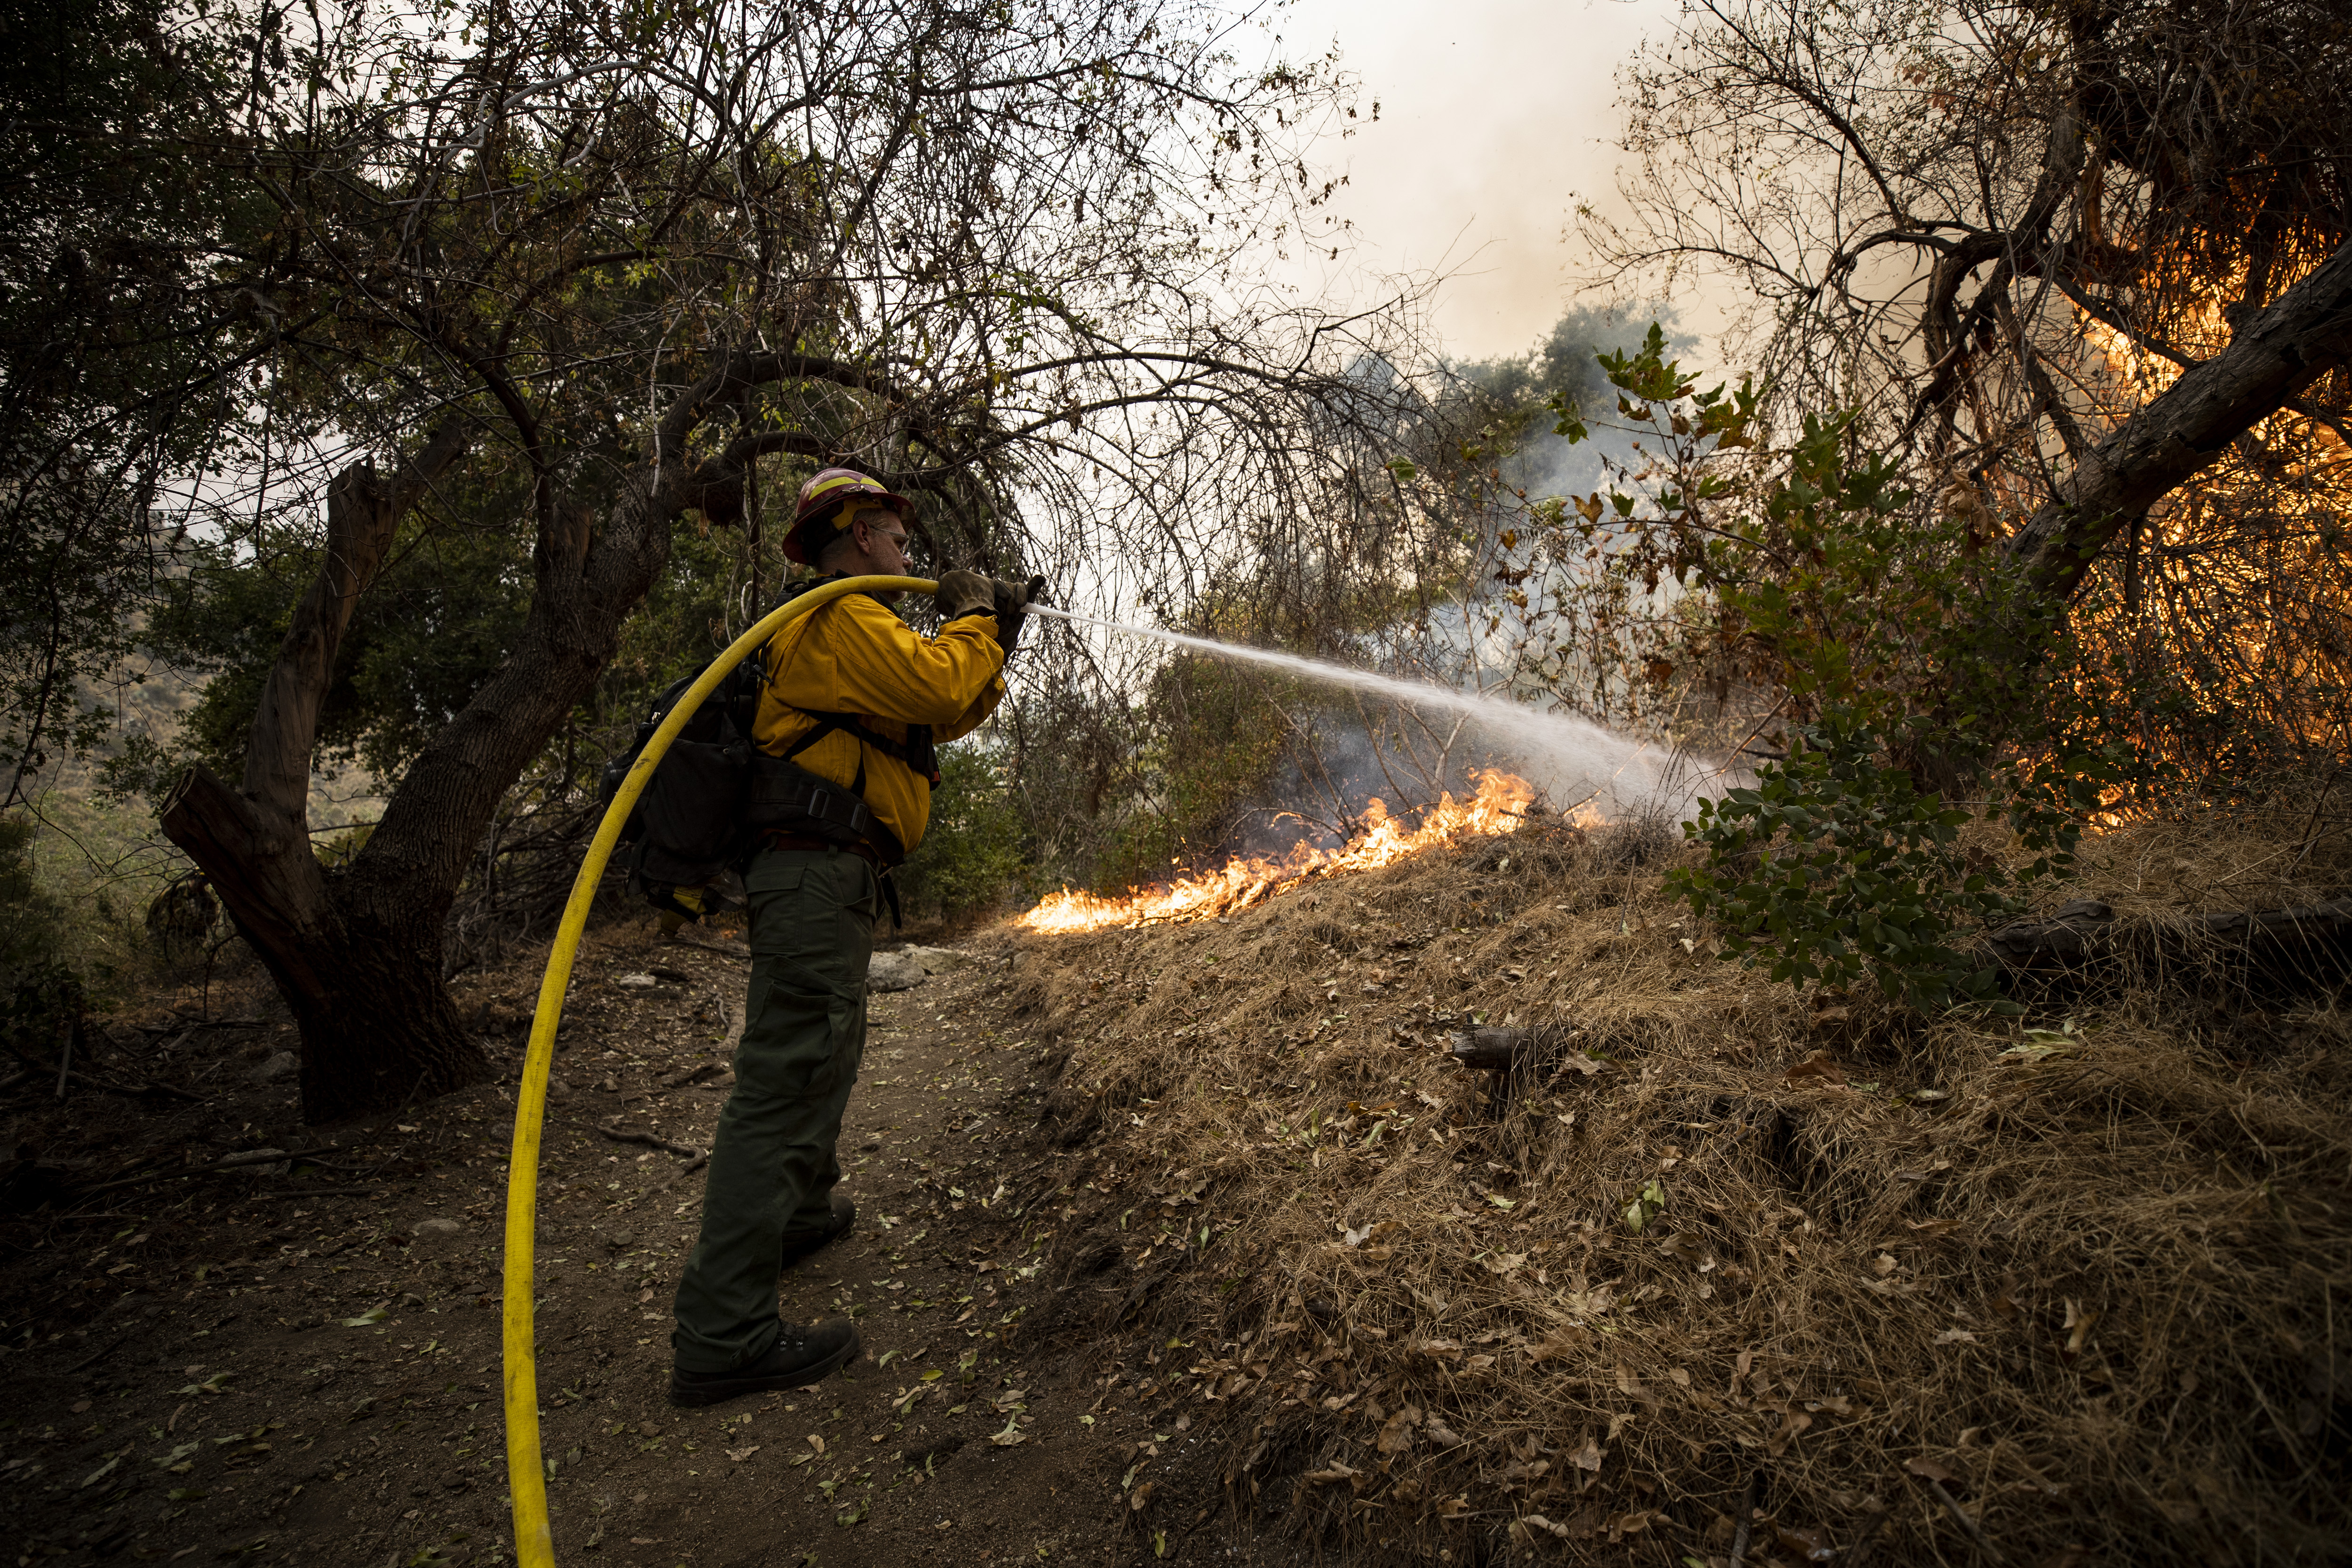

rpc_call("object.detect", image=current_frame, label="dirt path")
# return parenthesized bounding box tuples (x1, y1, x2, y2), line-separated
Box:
(1, 919, 1227, 1568)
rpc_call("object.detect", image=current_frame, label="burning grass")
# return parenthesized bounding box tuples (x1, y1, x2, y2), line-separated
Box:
(1018, 768, 1549, 933)
(1001, 803, 2352, 1564)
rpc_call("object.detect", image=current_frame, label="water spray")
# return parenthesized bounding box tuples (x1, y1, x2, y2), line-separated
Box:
(1023, 601, 1687, 815)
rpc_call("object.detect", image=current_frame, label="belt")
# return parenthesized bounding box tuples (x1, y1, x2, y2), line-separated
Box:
(760, 829, 882, 867)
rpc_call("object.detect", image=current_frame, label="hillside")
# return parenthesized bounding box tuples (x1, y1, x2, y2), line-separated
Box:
(1, 798, 2346, 1567)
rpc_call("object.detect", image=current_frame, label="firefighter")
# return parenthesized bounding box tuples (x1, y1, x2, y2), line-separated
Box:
(668, 467, 1035, 1406)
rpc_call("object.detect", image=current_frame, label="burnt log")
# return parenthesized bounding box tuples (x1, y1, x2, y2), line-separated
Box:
(1986, 898, 2352, 995)
(1446, 1026, 1587, 1073)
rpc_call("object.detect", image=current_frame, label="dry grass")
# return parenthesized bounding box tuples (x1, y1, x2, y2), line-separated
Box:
(995, 804, 2352, 1565)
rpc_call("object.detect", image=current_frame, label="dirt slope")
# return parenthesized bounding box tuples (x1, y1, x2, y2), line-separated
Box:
(0, 919, 1237, 1568)
(7, 802, 2350, 1568)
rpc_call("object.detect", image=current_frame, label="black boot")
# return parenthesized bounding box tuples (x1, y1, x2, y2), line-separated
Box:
(669, 1318, 861, 1408)
(779, 1193, 856, 1270)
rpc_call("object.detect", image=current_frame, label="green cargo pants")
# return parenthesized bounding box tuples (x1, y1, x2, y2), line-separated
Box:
(671, 845, 879, 1372)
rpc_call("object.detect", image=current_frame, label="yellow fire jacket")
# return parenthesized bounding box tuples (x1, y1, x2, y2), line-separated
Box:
(754, 589, 1006, 855)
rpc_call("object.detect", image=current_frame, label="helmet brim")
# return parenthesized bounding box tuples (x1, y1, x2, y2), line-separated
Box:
(780, 488, 914, 565)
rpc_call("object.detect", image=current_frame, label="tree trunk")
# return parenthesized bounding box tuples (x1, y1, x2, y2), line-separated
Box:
(161, 764, 487, 1117)
(159, 351, 790, 1123)
(159, 364, 758, 1122)
(158, 425, 499, 1123)
(2000, 240, 2352, 605)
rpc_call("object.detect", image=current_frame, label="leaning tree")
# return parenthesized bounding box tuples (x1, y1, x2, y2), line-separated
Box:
(1576, 0, 2352, 767)
(136, 0, 1444, 1122)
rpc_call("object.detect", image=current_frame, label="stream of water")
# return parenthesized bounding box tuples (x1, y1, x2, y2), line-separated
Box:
(1023, 602, 1705, 817)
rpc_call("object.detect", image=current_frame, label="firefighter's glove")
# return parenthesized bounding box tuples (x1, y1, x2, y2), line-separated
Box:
(934, 569, 995, 624)
(992, 574, 1049, 654)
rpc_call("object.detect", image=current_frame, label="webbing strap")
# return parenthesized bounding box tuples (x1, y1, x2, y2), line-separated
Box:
(778, 708, 939, 785)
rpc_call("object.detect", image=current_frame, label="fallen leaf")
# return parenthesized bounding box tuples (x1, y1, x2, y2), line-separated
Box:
(1766, 1410, 1812, 1456)
(340, 1305, 389, 1328)
(1776, 1522, 1836, 1561)
(1906, 1218, 1963, 1236)
(1301, 1462, 1360, 1485)
(1934, 1328, 1979, 1345)
(805, 1434, 826, 1456)
(1607, 1508, 1659, 1541)
(1903, 1455, 1956, 1484)
(1785, 1051, 1847, 1088)
(1622, 1178, 1667, 1234)
(1433, 1494, 1471, 1520)
(1656, 1231, 1706, 1265)
(1561, 1052, 1603, 1077)
(1568, 1437, 1604, 1472)
(725, 1445, 760, 1462)
(988, 1415, 1026, 1447)
(2064, 1298, 2101, 1356)
(1375, 1407, 1421, 1455)
(1128, 1481, 1156, 1510)
(1480, 1252, 1527, 1275)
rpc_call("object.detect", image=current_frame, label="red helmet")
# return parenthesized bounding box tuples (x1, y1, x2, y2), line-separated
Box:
(782, 467, 914, 565)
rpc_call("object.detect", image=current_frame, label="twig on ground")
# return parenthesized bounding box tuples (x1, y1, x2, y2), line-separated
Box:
(671, 927, 751, 959)
(66, 1332, 136, 1375)
(1922, 1477, 2006, 1563)
(1, 1038, 203, 1102)
(1728, 1471, 1762, 1567)
(54, 1023, 73, 1100)
(663, 1061, 726, 1090)
(563, 1117, 704, 1160)
(1843, 1506, 1890, 1568)
(79, 1146, 342, 1197)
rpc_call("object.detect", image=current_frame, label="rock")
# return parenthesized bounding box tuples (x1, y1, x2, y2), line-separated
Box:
(410, 1218, 466, 1257)
(248, 1051, 299, 1083)
(613, 972, 658, 988)
(867, 950, 930, 992)
(900, 944, 969, 974)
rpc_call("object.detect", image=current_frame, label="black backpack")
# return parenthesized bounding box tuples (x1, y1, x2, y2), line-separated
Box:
(596, 660, 764, 920)
(596, 584, 927, 923)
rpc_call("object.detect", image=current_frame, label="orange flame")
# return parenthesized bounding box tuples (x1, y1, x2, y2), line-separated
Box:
(1017, 768, 1551, 934)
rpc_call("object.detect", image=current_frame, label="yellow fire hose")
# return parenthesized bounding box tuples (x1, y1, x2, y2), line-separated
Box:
(501, 574, 938, 1568)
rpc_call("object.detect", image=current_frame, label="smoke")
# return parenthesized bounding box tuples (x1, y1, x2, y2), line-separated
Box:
(1024, 603, 1729, 856)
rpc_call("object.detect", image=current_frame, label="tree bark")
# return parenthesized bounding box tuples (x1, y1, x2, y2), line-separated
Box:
(160, 354, 765, 1124)
(160, 423, 491, 1124)
(2000, 240, 2352, 604)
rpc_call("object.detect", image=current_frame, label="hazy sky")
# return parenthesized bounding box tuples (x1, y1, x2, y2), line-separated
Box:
(1263, 0, 1682, 363)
